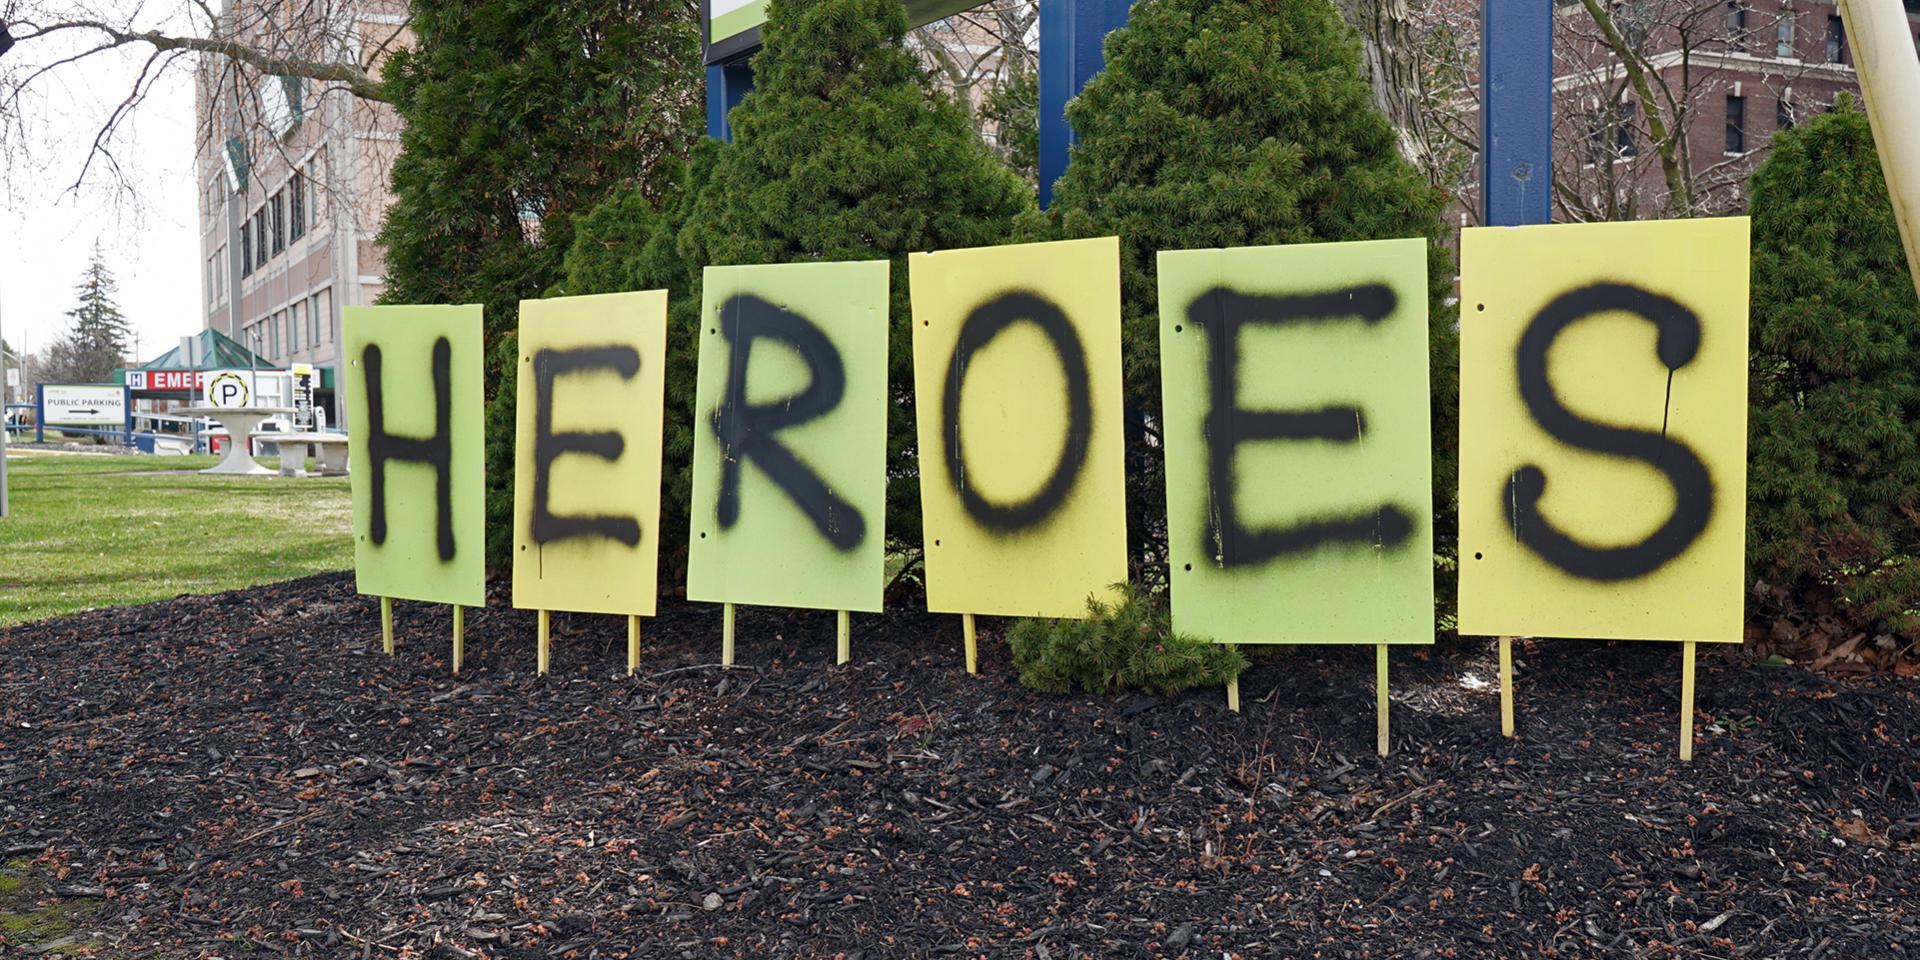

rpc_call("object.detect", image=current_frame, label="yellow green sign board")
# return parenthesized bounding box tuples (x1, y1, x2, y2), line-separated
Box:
(1458, 218, 1751, 644)
(511, 291, 671, 617)
(1159, 239, 1435, 646)
(343, 304, 487, 608)
(909, 237, 1129, 619)
(686, 261, 892, 613)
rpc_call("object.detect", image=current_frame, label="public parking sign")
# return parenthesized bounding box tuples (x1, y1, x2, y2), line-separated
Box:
(41, 384, 128, 425)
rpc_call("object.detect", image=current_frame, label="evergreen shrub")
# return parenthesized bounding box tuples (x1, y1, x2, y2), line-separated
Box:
(1006, 584, 1247, 696)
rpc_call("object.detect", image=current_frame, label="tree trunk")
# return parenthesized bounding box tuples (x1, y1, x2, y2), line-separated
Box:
(1335, 0, 1434, 175)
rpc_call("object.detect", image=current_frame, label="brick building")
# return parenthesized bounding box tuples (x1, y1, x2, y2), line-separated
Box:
(193, 0, 408, 423)
(1549, 1, 1918, 221)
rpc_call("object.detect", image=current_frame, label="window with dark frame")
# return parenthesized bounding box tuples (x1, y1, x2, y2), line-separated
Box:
(240, 222, 253, 277)
(1618, 100, 1638, 158)
(1827, 15, 1847, 63)
(255, 209, 268, 268)
(1778, 95, 1795, 131)
(1777, 12, 1795, 58)
(290, 172, 305, 241)
(1726, 94, 1747, 154)
(1726, 3, 1748, 53)
(271, 192, 285, 254)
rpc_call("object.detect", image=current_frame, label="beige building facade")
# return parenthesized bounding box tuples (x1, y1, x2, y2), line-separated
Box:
(194, 0, 408, 422)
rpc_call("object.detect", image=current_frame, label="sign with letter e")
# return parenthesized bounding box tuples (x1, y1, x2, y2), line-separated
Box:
(1159, 239, 1434, 646)
(687, 261, 891, 613)
(513, 291, 671, 617)
(345, 305, 487, 608)
(909, 237, 1128, 618)
(1459, 218, 1750, 644)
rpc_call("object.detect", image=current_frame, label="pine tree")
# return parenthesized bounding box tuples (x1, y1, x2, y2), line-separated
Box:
(1748, 96, 1920, 637)
(376, 0, 702, 570)
(51, 243, 131, 383)
(674, 0, 1034, 559)
(1044, 0, 1454, 592)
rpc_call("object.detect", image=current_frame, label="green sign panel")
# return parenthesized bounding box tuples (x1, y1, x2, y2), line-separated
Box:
(344, 304, 487, 608)
(1158, 239, 1434, 646)
(686, 261, 891, 612)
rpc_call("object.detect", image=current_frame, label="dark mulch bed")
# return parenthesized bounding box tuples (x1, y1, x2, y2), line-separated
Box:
(2, 573, 1917, 958)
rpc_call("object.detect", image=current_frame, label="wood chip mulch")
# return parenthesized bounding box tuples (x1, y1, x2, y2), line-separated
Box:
(1, 572, 1916, 958)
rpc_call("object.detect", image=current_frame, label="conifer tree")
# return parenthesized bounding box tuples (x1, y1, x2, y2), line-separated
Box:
(675, 0, 1033, 557)
(1045, 0, 1454, 591)
(50, 243, 131, 383)
(1748, 97, 1920, 636)
(376, 0, 701, 570)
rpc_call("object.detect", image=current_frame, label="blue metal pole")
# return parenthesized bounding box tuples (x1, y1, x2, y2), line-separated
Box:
(1039, 0, 1134, 208)
(1480, 1, 1554, 226)
(705, 61, 756, 143)
(34, 383, 43, 444)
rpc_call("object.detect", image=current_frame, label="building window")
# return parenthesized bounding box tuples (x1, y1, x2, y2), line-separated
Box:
(1726, 3, 1748, 53)
(271, 192, 285, 254)
(289, 173, 305, 241)
(1777, 13, 1795, 58)
(1726, 94, 1747, 154)
(255, 209, 269, 268)
(1828, 15, 1848, 63)
(1778, 95, 1795, 131)
(240, 222, 253, 277)
(1617, 100, 1637, 158)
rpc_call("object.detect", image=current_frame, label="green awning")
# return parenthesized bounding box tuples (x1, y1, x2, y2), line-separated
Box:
(139, 329, 275, 371)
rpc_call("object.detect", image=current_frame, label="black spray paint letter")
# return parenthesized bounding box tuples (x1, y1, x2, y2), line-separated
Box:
(364, 338, 456, 562)
(1189, 285, 1416, 568)
(531, 345, 643, 547)
(711, 294, 864, 552)
(942, 291, 1092, 533)
(1507, 281, 1713, 581)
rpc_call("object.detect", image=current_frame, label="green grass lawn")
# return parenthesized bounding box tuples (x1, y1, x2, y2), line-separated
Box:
(0, 452, 351, 626)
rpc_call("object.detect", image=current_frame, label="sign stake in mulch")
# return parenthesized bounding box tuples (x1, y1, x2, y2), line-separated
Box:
(722, 603, 736, 667)
(380, 597, 394, 655)
(1499, 636, 1515, 738)
(1376, 643, 1390, 758)
(962, 613, 978, 674)
(837, 610, 851, 665)
(452, 604, 464, 674)
(628, 615, 642, 675)
(1225, 644, 1239, 713)
(1680, 641, 1697, 762)
(537, 609, 551, 675)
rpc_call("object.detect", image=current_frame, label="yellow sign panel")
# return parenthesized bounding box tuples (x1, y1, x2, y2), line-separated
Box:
(1458, 218, 1750, 643)
(511, 291, 671, 617)
(909, 237, 1128, 618)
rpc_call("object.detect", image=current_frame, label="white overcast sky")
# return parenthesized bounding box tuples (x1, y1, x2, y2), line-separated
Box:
(2, 13, 203, 369)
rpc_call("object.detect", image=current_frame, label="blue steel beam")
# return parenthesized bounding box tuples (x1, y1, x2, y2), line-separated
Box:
(705, 62, 755, 142)
(1480, 1, 1554, 225)
(1039, 0, 1133, 208)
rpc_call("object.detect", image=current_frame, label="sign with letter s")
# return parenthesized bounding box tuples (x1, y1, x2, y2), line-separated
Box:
(1458, 218, 1750, 644)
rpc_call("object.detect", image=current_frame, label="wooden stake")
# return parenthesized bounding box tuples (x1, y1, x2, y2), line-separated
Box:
(962, 613, 978, 675)
(452, 604, 464, 675)
(1376, 643, 1390, 758)
(1680, 640, 1697, 762)
(1226, 644, 1240, 713)
(627, 615, 641, 676)
(1499, 636, 1515, 738)
(537, 609, 551, 676)
(722, 603, 736, 667)
(380, 597, 394, 655)
(836, 610, 851, 666)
